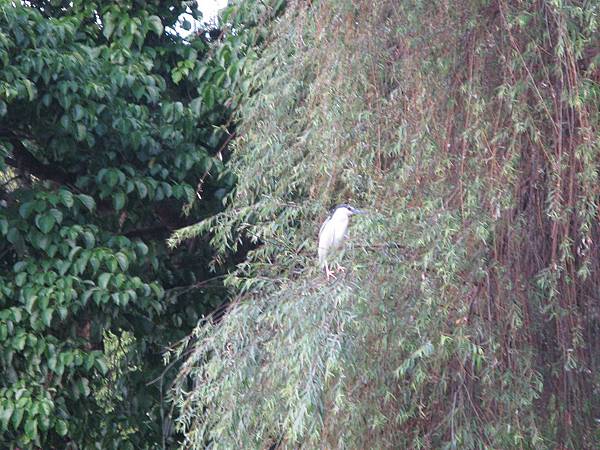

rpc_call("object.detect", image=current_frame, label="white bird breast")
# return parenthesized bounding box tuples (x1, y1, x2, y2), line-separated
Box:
(318, 212, 350, 264)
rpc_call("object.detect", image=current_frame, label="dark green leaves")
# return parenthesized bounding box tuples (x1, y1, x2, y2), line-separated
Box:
(0, 0, 242, 447)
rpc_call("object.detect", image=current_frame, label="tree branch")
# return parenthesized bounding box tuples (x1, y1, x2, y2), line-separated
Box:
(123, 224, 171, 238)
(2, 135, 76, 185)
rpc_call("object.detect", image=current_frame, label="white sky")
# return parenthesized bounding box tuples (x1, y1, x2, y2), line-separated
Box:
(198, 0, 228, 24)
(174, 0, 228, 36)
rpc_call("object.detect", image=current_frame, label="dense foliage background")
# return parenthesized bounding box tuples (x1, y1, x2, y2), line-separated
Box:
(2, 0, 600, 448)
(170, 0, 600, 448)
(0, 0, 260, 447)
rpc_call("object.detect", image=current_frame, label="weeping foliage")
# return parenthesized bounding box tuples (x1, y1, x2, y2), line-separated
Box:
(171, 0, 600, 448)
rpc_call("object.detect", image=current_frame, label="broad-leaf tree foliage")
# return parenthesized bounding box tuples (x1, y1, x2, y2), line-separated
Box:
(0, 0, 250, 447)
(172, 0, 600, 448)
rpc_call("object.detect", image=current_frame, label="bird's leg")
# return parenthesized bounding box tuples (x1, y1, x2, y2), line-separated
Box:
(335, 262, 346, 273)
(324, 261, 336, 280)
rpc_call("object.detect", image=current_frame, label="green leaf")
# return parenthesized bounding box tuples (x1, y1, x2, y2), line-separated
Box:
(151, 283, 165, 299)
(59, 189, 74, 207)
(122, 33, 133, 49)
(161, 182, 172, 197)
(132, 83, 144, 100)
(95, 357, 109, 375)
(147, 15, 163, 36)
(68, 246, 81, 261)
(57, 306, 67, 320)
(118, 292, 129, 306)
(105, 170, 119, 187)
(190, 97, 202, 115)
(47, 354, 57, 372)
(57, 260, 70, 276)
(102, 12, 116, 39)
(135, 180, 148, 199)
(89, 255, 100, 273)
(0, 401, 13, 430)
(40, 401, 51, 417)
(24, 417, 37, 440)
(38, 415, 50, 432)
(61, 351, 74, 367)
(80, 288, 95, 306)
(82, 231, 95, 248)
(77, 377, 90, 397)
(19, 201, 35, 219)
(7, 227, 20, 244)
(55, 419, 68, 437)
(78, 194, 95, 211)
(49, 208, 63, 224)
(23, 79, 36, 101)
(183, 185, 196, 203)
(35, 213, 56, 234)
(98, 273, 111, 289)
(11, 406, 23, 430)
(32, 232, 49, 251)
(13, 333, 26, 351)
(75, 123, 87, 141)
(135, 241, 148, 256)
(15, 272, 27, 287)
(113, 191, 125, 211)
(72, 104, 84, 121)
(115, 252, 128, 271)
(41, 308, 53, 327)
(24, 293, 37, 314)
(84, 353, 95, 371)
(13, 261, 27, 272)
(106, 257, 117, 273)
(172, 70, 182, 84)
(60, 114, 70, 130)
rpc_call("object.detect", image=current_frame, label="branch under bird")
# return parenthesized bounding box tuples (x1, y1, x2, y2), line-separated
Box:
(318, 204, 366, 279)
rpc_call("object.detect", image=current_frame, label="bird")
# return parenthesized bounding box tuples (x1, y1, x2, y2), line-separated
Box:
(318, 204, 366, 279)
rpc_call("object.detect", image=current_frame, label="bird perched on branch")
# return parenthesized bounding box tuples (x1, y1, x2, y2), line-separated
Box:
(318, 204, 366, 279)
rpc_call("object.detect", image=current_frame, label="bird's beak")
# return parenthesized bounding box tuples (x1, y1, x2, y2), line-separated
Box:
(353, 209, 367, 215)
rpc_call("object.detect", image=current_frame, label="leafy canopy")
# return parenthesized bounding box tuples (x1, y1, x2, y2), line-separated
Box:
(0, 0, 252, 447)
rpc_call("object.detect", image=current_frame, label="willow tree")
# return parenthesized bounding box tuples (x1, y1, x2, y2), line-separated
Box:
(0, 0, 250, 447)
(171, 0, 600, 448)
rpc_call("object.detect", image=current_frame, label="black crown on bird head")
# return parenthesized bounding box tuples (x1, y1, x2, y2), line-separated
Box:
(331, 204, 365, 215)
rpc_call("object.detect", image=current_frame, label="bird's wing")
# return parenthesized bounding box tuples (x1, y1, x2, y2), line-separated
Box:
(318, 214, 331, 239)
(318, 215, 333, 264)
